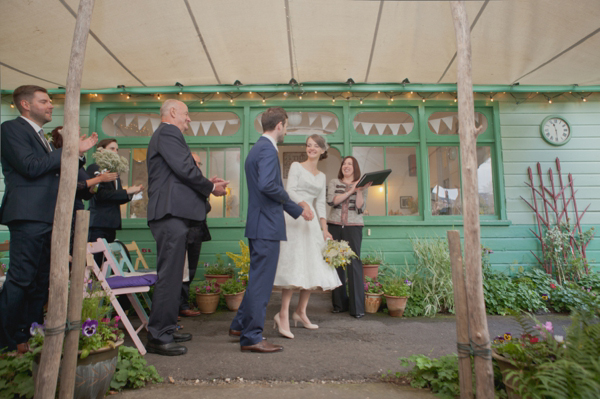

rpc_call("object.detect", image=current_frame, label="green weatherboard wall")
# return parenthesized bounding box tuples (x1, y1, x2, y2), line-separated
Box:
(1, 92, 599, 275)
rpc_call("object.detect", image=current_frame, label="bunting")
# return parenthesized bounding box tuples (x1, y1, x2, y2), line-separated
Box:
(189, 121, 201, 136)
(214, 120, 226, 135)
(375, 123, 387, 135)
(150, 118, 161, 132)
(201, 121, 213, 135)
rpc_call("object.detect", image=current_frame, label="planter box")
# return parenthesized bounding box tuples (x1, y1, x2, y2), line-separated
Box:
(384, 295, 408, 317)
(196, 292, 220, 314)
(365, 293, 383, 313)
(492, 350, 528, 399)
(224, 290, 245, 311)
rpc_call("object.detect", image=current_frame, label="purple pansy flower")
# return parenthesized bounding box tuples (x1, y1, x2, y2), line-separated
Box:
(30, 322, 45, 336)
(82, 318, 98, 337)
(404, 279, 412, 286)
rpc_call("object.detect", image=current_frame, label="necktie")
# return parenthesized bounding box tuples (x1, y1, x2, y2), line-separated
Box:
(38, 129, 52, 152)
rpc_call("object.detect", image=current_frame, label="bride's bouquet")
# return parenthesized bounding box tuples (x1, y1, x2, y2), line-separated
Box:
(322, 239, 357, 270)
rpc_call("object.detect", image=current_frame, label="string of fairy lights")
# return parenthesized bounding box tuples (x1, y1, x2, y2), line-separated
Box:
(2, 86, 598, 109)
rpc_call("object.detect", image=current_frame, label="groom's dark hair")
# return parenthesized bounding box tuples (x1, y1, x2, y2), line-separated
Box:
(261, 107, 288, 132)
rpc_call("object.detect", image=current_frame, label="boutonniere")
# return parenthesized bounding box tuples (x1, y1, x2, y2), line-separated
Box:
(44, 132, 53, 144)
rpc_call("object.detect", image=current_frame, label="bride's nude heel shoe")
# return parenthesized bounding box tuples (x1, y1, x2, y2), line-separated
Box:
(292, 312, 318, 330)
(274, 313, 294, 339)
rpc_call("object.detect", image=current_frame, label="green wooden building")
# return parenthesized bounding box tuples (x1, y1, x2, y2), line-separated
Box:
(1, 0, 600, 275)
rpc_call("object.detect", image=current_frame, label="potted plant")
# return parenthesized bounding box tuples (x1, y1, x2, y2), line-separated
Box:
(29, 284, 125, 399)
(195, 279, 221, 314)
(220, 278, 246, 311)
(226, 240, 250, 283)
(203, 254, 235, 286)
(364, 277, 384, 313)
(361, 251, 383, 282)
(382, 278, 411, 317)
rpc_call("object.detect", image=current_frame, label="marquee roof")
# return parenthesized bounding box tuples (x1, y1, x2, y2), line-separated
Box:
(1, 0, 600, 91)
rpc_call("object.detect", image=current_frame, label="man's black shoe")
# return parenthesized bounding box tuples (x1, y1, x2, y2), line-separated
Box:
(331, 308, 348, 313)
(146, 340, 187, 356)
(353, 313, 365, 319)
(173, 332, 192, 343)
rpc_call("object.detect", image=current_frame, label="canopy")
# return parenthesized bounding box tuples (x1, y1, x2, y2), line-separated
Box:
(1, 0, 599, 90)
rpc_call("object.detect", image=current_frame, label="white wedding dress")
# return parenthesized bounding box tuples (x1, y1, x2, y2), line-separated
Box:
(274, 162, 342, 291)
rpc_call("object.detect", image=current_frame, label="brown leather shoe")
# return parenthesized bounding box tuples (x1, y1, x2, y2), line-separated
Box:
(241, 340, 283, 353)
(229, 329, 241, 337)
(179, 309, 201, 317)
(17, 342, 30, 354)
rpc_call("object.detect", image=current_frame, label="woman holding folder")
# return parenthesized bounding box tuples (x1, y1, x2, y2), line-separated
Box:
(326, 156, 370, 318)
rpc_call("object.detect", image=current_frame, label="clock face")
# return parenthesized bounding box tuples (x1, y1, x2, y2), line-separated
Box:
(541, 116, 571, 146)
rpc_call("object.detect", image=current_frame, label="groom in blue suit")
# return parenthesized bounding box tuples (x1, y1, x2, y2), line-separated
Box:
(230, 107, 310, 353)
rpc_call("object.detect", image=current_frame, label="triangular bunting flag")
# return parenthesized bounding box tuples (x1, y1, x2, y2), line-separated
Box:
(214, 120, 226, 135)
(429, 118, 441, 133)
(389, 123, 401, 135)
(150, 118, 161, 132)
(362, 122, 373, 135)
(375, 123, 387, 136)
(403, 122, 414, 134)
(227, 119, 239, 125)
(189, 121, 201, 136)
(353, 121, 360, 130)
(308, 113, 318, 125)
(334, 119, 339, 128)
(441, 116, 454, 130)
(137, 115, 149, 129)
(201, 121, 213, 135)
(321, 115, 333, 130)
(125, 114, 135, 127)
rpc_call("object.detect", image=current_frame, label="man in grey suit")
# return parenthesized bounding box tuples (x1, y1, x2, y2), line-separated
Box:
(146, 99, 228, 356)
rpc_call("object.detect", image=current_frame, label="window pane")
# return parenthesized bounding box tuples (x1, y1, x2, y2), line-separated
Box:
(128, 148, 147, 219)
(117, 148, 132, 219)
(386, 147, 419, 216)
(354, 112, 414, 135)
(103, 113, 158, 137)
(208, 148, 240, 218)
(352, 147, 384, 216)
(477, 147, 495, 215)
(187, 112, 240, 137)
(429, 146, 461, 215)
(428, 112, 487, 135)
(254, 111, 338, 135)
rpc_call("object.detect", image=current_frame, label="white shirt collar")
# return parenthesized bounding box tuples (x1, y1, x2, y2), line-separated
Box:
(20, 116, 43, 133)
(262, 133, 279, 152)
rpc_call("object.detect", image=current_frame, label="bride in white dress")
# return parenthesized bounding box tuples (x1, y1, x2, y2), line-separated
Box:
(273, 134, 342, 339)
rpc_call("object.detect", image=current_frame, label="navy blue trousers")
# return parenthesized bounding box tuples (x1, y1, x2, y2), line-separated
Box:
(0, 221, 52, 352)
(230, 239, 279, 347)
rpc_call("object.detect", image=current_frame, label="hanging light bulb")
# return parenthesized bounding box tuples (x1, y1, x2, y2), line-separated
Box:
(179, 91, 183, 95)
(230, 98, 233, 103)
(216, 91, 220, 94)
(360, 98, 363, 104)
(490, 96, 494, 102)
(262, 98, 266, 103)
(157, 93, 161, 100)
(422, 98, 426, 102)
(10, 102, 15, 108)
(548, 99, 552, 104)
(454, 98, 457, 103)
(126, 94, 131, 99)
(299, 94, 303, 100)
(583, 98, 587, 102)
(200, 99, 204, 104)
(249, 91, 252, 94)
(391, 97, 394, 102)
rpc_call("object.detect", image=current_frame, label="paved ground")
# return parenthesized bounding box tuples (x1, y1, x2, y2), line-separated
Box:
(112, 291, 570, 398)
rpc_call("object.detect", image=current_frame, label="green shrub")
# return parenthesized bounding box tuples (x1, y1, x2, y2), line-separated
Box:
(405, 237, 454, 317)
(220, 278, 246, 295)
(110, 346, 163, 391)
(0, 350, 36, 399)
(381, 277, 410, 297)
(205, 254, 235, 275)
(391, 353, 462, 398)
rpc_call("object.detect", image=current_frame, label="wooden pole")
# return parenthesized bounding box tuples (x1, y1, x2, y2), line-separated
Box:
(35, 1, 95, 397)
(450, 2, 494, 398)
(447, 230, 473, 399)
(58, 210, 90, 399)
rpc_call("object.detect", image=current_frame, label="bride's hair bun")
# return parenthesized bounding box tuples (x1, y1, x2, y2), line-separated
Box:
(319, 150, 328, 161)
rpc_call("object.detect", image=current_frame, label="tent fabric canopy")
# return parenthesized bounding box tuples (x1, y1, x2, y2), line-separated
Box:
(1, 0, 599, 91)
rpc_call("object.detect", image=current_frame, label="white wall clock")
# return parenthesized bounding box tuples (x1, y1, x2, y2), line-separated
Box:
(540, 116, 571, 146)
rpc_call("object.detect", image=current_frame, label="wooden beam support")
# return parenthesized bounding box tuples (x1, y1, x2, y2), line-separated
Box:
(34, 1, 95, 397)
(450, 2, 494, 398)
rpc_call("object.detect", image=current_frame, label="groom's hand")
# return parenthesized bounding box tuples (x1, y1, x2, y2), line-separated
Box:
(301, 208, 313, 221)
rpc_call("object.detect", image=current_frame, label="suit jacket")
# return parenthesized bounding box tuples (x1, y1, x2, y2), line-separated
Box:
(0, 117, 63, 225)
(146, 123, 213, 223)
(244, 136, 303, 241)
(86, 163, 131, 229)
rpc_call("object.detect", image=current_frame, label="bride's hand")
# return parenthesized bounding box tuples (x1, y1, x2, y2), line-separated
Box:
(323, 231, 333, 240)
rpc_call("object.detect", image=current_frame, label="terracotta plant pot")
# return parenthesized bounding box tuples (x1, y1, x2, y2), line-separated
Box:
(195, 292, 220, 314)
(492, 350, 529, 399)
(33, 339, 124, 399)
(365, 293, 383, 313)
(224, 290, 245, 311)
(362, 264, 380, 282)
(384, 295, 408, 317)
(203, 274, 232, 287)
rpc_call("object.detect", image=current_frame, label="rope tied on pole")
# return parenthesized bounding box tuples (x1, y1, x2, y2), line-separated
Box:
(456, 340, 492, 360)
(43, 319, 82, 336)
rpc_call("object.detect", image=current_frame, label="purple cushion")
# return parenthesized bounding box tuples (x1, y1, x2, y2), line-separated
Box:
(106, 274, 157, 289)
